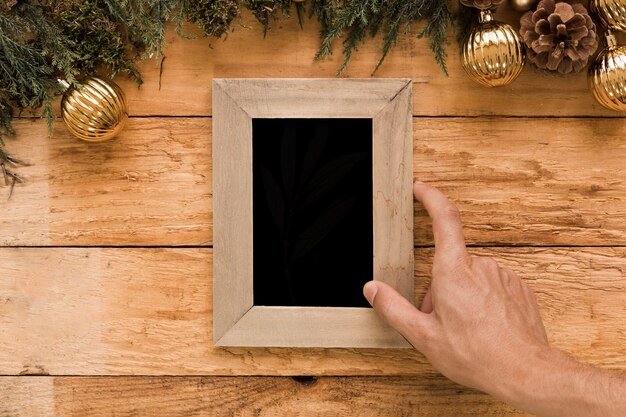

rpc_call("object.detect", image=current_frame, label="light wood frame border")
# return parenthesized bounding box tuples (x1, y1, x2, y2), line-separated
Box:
(213, 78, 413, 348)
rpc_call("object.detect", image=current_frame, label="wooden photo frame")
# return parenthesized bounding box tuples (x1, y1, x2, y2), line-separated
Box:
(213, 78, 413, 348)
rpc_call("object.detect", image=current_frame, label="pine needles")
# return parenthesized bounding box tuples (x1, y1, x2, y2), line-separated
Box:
(313, 0, 453, 76)
(0, 0, 473, 196)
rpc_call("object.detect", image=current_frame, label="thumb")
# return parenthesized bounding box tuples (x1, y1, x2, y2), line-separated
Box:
(363, 281, 432, 350)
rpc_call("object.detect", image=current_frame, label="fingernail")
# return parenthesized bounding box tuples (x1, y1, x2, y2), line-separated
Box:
(363, 281, 378, 305)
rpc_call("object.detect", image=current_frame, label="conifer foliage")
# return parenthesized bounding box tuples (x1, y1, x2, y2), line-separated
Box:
(0, 0, 467, 168)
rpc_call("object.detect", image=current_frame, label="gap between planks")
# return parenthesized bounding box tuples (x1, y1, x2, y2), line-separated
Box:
(11, 115, 626, 120)
(3, 245, 626, 248)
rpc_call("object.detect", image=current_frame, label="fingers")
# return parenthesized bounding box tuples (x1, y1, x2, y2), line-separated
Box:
(414, 182, 467, 264)
(364, 281, 432, 350)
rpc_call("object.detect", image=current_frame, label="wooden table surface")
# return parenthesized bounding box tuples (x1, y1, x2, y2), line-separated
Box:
(1, 4, 625, 416)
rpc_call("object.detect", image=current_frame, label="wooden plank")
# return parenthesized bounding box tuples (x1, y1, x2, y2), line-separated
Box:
(373, 81, 414, 299)
(0, 118, 211, 246)
(0, 376, 530, 416)
(212, 79, 253, 343)
(100, 6, 625, 117)
(0, 247, 624, 376)
(218, 307, 409, 348)
(0, 378, 53, 416)
(413, 117, 626, 246)
(214, 78, 411, 118)
(3, 117, 626, 246)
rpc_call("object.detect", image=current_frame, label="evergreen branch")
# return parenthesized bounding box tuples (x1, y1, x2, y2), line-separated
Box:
(242, 0, 293, 36)
(309, 0, 337, 51)
(316, 0, 374, 62)
(417, 2, 451, 76)
(0, 0, 469, 195)
(315, 0, 453, 76)
(185, 0, 239, 39)
(0, 156, 27, 199)
(371, 0, 410, 75)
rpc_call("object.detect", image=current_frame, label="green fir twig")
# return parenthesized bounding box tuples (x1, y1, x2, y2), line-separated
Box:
(0, 0, 471, 198)
(0, 153, 28, 199)
(313, 0, 453, 76)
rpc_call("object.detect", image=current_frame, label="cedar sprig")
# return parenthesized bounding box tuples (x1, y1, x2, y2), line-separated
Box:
(51, 0, 145, 83)
(243, 0, 293, 35)
(0, 152, 27, 199)
(0, 0, 152, 192)
(184, 0, 239, 39)
(0, 0, 475, 196)
(416, 1, 452, 76)
(313, 0, 454, 76)
(308, 0, 338, 46)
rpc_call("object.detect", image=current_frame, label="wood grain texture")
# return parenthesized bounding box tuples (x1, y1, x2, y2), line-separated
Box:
(94, 6, 626, 117)
(0, 118, 211, 246)
(2, 1, 624, 414)
(373, 80, 414, 300)
(0, 378, 53, 416)
(214, 78, 411, 118)
(212, 80, 253, 343)
(0, 376, 530, 417)
(413, 117, 626, 246)
(1, 247, 624, 376)
(218, 307, 409, 348)
(3, 117, 626, 246)
(213, 79, 413, 347)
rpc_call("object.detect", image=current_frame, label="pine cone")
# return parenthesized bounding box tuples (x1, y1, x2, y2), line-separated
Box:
(520, 0, 598, 75)
(460, 0, 505, 10)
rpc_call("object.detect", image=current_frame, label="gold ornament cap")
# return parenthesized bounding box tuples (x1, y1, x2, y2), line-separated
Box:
(60, 76, 129, 142)
(588, 32, 626, 111)
(462, 10, 526, 87)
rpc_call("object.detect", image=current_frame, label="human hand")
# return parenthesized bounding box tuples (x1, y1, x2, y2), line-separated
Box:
(363, 181, 550, 396)
(363, 181, 626, 417)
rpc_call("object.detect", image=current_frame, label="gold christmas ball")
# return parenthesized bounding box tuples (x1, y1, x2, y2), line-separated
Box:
(60, 76, 128, 142)
(590, 0, 626, 31)
(510, 0, 538, 12)
(462, 10, 526, 87)
(588, 33, 626, 111)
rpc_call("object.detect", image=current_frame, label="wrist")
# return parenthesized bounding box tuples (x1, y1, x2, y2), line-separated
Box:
(485, 343, 558, 406)
(489, 346, 620, 417)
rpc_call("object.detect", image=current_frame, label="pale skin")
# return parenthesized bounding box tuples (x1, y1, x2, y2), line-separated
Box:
(363, 181, 626, 417)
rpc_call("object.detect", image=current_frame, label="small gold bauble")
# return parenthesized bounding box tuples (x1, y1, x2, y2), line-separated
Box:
(588, 33, 626, 111)
(509, 0, 538, 12)
(590, 0, 626, 31)
(462, 10, 526, 87)
(60, 76, 128, 142)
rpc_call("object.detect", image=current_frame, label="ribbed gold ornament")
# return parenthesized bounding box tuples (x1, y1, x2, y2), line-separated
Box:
(588, 33, 626, 111)
(60, 77, 128, 142)
(590, 0, 626, 31)
(462, 10, 526, 87)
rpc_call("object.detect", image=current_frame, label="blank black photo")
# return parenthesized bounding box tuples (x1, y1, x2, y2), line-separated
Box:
(252, 118, 373, 307)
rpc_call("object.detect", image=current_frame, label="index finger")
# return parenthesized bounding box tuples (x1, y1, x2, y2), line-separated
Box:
(414, 181, 468, 263)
